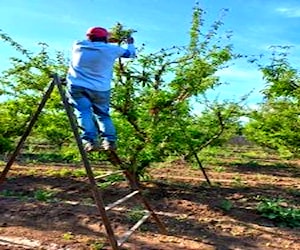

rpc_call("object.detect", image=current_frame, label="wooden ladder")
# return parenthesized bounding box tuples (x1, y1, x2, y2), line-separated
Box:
(0, 74, 167, 250)
(91, 152, 167, 249)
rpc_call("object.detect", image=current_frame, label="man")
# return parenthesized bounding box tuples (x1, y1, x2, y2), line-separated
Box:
(67, 27, 136, 151)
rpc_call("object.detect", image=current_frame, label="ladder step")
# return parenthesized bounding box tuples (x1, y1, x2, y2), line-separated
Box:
(105, 190, 140, 211)
(117, 211, 151, 247)
(94, 170, 123, 180)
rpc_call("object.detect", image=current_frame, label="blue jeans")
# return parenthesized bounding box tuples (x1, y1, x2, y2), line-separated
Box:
(69, 86, 117, 143)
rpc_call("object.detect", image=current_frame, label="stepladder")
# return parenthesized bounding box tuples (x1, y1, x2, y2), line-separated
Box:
(0, 74, 167, 250)
(90, 150, 167, 249)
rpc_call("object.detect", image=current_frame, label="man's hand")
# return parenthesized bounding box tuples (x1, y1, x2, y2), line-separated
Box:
(127, 37, 134, 44)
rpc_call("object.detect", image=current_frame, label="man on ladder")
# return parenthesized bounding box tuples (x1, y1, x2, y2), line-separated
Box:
(66, 26, 136, 152)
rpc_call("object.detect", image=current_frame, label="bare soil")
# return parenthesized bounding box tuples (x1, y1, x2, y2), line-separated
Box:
(0, 153, 300, 249)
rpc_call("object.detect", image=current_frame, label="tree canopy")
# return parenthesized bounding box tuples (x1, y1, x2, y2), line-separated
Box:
(0, 4, 263, 175)
(245, 46, 300, 157)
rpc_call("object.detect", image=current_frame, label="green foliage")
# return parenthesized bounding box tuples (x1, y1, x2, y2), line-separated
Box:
(260, 46, 300, 99)
(44, 167, 105, 178)
(89, 240, 105, 250)
(245, 46, 300, 157)
(257, 198, 300, 228)
(110, 4, 244, 176)
(0, 188, 57, 202)
(34, 189, 56, 202)
(0, 136, 14, 153)
(245, 99, 300, 157)
(0, 5, 245, 177)
(62, 232, 75, 241)
(59, 144, 82, 162)
(0, 30, 71, 154)
(213, 166, 225, 172)
(0, 189, 25, 198)
(97, 173, 125, 189)
(72, 168, 88, 178)
(219, 199, 233, 211)
(232, 174, 244, 187)
(0, 99, 32, 139)
(109, 22, 136, 44)
(127, 206, 147, 223)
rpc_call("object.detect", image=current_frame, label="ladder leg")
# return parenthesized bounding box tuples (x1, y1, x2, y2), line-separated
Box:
(105, 150, 167, 235)
(123, 170, 167, 235)
(54, 75, 120, 250)
(0, 78, 56, 184)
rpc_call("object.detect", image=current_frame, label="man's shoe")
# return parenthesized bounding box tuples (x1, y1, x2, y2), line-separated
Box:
(83, 141, 93, 152)
(101, 140, 117, 151)
(83, 140, 100, 152)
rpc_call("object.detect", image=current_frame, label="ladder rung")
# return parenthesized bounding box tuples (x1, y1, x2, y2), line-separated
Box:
(117, 211, 151, 247)
(105, 190, 140, 211)
(94, 170, 123, 180)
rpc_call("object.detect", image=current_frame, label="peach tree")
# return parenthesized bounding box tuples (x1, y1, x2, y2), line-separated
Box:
(109, 5, 244, 175)
(0, 4, 244, 175)
(245, 46, 300, 157)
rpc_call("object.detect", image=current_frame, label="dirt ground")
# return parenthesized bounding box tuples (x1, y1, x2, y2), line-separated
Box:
(0, 153, 300, 250)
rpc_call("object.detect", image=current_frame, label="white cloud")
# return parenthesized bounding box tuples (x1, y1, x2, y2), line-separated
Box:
(276, 7, 300, 18)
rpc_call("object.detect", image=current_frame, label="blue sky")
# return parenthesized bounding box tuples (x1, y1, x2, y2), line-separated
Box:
(1, 0, 300, 107)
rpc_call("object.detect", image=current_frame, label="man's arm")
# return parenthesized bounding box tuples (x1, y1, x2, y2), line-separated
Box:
(121, 37, 136, 58)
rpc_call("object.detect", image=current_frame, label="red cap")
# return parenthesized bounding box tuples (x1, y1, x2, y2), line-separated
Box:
(86, 27, 108, 38)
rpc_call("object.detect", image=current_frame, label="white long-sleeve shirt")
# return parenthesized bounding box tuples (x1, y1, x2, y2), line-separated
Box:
(67, 40, 135, 91)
